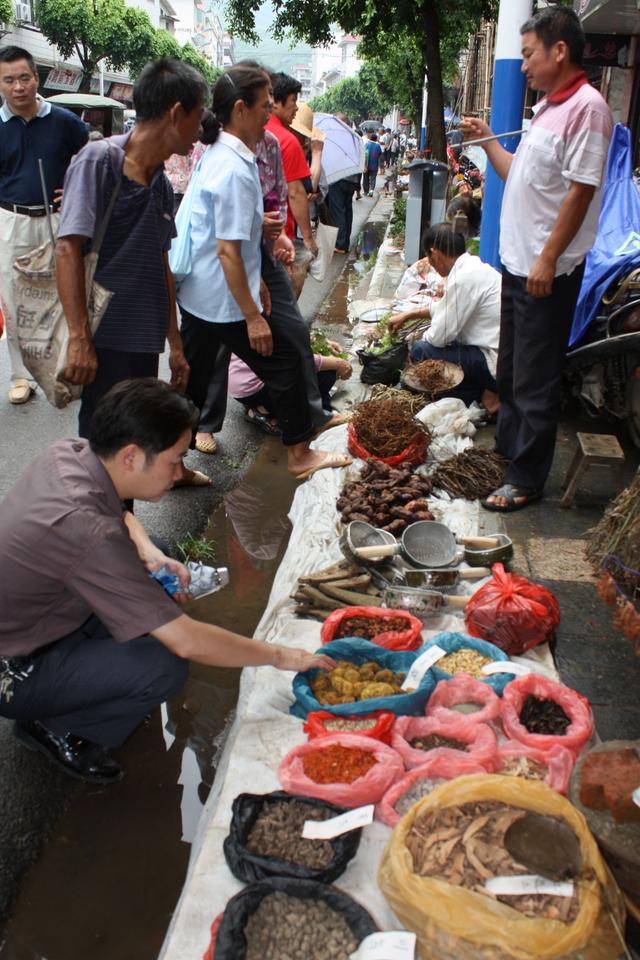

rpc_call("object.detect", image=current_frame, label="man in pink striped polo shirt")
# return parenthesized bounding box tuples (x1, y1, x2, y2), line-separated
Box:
(462, 7, 613, 512)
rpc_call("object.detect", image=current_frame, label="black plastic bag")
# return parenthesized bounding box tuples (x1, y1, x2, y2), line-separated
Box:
(213, 877, 378, 959)
(358, 342, 408, 386)
(223, 790, 362, 884)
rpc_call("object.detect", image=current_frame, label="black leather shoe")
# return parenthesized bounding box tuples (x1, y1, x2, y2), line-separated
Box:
(14, 720, 123, 784)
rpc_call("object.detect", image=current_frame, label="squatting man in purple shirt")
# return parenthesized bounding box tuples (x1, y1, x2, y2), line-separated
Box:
(0, 379, 333, 784)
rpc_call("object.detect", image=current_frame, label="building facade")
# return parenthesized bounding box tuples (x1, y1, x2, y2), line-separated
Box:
(310, 32, 362, 98)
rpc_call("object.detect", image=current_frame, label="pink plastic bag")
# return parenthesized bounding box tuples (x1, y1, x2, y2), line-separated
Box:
(496, 740, 576, 795)
(426, 676, 501, 728)
(377, 756, 487, 827)
(278, 733, 404, 807)
(464, 563, 561, 655)
(392, 715, 498, 771)
(321, 606, 424, 652)
(500, 674, 595, 757)
(303, 710, 396, 744)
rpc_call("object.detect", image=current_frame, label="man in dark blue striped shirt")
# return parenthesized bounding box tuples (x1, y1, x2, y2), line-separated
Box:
(0, 45, 87, 404)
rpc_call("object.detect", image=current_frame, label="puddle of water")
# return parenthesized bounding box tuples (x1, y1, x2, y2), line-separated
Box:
(316, 219, 388, 327)
(0, 440, 297, 960)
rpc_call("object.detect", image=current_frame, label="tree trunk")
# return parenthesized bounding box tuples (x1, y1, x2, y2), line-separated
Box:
(421, 0, 446, 162)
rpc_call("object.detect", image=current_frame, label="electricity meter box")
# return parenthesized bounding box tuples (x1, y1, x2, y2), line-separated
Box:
(404, 160, 448, 264)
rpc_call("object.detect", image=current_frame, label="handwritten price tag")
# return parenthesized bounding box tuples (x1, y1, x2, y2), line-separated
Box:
(302, 804, 374, 840)
(481, 660, 532, 677)
(349, 931, 417, 960)
(486, 875, 574, 897)
(401, 645, 446, 690)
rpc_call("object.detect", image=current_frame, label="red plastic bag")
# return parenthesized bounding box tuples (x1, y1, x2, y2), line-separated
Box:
(500, 673, 595, 758)
(496, 740, 576, 795)
(278, 733, 404, 807)
(303, 710, 396, 744)
(392, 715, 498, 771)
(378, 755, 487, 827)
(347, 421, 428, 467)
(464, 563, 561, 655)
(426, 675, 501, 727)
(321, 606, 423, 652)
(203, 912, 224, 960)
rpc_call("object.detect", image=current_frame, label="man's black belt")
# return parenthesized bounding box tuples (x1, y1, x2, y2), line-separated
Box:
(0, 201, 48, 217)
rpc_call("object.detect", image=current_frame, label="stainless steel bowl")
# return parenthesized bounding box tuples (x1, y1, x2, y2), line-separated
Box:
(464, 533, 513, 567)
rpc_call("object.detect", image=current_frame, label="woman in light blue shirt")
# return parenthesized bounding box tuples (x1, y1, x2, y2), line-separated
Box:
(176, 67, 351, 479)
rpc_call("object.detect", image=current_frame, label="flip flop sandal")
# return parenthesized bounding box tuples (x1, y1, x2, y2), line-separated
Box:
(195, 433, 218, 454)
(294, 453, 353, 481)
(245, 408, 281, 436)
(481, 483, 543, 513)
(172, 469, 212, 489)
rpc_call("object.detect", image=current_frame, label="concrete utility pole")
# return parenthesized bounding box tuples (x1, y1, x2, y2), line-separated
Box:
(479, 0, 533, 268)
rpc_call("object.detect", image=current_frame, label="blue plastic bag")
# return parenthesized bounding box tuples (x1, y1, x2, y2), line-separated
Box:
(424, 631, 513, 695)
(570, 124, 640, 347)
(290, 638, 436, 720)
(168, 157, 202, 282)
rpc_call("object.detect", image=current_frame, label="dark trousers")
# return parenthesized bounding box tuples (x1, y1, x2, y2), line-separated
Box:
(327, 180, 356, 250)
(410, 340, 497, 406)
(236, 369, 337, 417)
(0, 615, 188, 748)
(181, 307, 314, 447)
(496, 263, 585, 490)
(363, 170, 377, 193)
(78, 348, 159, 439)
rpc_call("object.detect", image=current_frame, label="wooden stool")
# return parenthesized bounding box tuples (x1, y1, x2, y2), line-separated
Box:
(561, 432, 625, 508)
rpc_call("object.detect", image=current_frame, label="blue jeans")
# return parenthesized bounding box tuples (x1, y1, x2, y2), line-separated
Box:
(410, 340, 497, 406)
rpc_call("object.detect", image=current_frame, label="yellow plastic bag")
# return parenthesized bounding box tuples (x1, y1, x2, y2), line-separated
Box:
(378, 774, 625, 960)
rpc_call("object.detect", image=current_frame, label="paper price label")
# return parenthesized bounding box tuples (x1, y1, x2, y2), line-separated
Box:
(302, 804, 374, 840)
(349, 931, 417, 960)
(401, 645, 446, 690)
(481, 660, 532, 677)
(633, 787, 640, 809)
(485, 875, 574, 897)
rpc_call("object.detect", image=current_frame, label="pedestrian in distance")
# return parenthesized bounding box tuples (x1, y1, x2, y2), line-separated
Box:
(0, 378, 334, 784)
(0, 45, 88, 405)
(460, 6, 613, 511)
(363, 132, 382, 196)
(326, 111, 360, 254)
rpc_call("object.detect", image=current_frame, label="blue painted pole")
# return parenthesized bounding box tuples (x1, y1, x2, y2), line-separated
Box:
(479, 0, 533, 269)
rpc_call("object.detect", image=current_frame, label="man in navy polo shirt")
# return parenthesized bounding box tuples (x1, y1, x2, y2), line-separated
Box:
(0, 45, 88, 404)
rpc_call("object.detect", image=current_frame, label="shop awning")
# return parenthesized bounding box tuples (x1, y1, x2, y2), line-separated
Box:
(575, 0, 640, 35)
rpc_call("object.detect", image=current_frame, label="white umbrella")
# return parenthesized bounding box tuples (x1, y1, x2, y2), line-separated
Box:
(312, 113, 365, 186)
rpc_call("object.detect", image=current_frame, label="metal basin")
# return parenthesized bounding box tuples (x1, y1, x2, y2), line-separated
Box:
(464, 533, 513, 567)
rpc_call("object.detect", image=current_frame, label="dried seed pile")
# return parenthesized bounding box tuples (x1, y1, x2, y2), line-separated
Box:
(520, 695, 571, 735)
(406, 801, 580, 922)
(244, 891, 358, 960)
(323, 717, 378, 733)
(410, 360, 456, 394)
(335, 615, 410, 640)
(351, 398, 430, 458)
(410, 734, 468, 752)
(431, 448, 508, 501)
(499, 756, 547, 781)
(302, 744, 378, 785)
(337, 459, 434, 535)
(311, 660, 406, 706)
(395, 777, 445, 817)
(245, 799, 335, 869)
(437, 648, 493, 679)
(292, 561, 382, 622)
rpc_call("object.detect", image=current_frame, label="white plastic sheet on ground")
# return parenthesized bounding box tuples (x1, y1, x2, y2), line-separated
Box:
(159, 424, 559, 960)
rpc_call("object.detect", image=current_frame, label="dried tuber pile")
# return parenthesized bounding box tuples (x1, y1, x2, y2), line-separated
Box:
(245, 799, 335, 869)
(337, 459, 434, 535)
(292, 560, 382, 621)
(351, 397, 430, 458)
(406, 801, 580, 922)
(431, 448, 508, 501)
(335, 615, 409, 640)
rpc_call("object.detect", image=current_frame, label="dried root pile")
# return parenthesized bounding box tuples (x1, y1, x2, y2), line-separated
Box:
(431, 448, 507, 500)
(370, 384, 425, 415)
(352, 398, 430, 458)
(587, 473, 640, 652)
(410, 359, 457, 394)
(406, 801, 580, 922)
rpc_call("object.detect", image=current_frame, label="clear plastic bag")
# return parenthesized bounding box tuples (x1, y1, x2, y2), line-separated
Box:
(496, 741, 576, 795)
(321, 606, 424, 652)
(377, 755, 487, 827)
(392, 715, 498, 771)
(277, 733, 404, 807)
(427, 675, 502, 727)
(378, 774, 626, 960)
(500, 674, 595, 758)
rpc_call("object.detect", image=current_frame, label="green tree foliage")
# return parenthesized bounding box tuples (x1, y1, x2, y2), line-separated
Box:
(35, 0, 156, 90)
(178, 41, 220, 85)
(0, 0, 13, 24)
(223, 0, 498, 159)
(310, 62, 389, 122)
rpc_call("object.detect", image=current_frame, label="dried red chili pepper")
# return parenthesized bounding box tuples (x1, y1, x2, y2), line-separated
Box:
(302, 744, 378, 784)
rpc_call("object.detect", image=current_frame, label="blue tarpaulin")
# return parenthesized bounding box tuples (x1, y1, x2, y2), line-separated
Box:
(570, 124, 640, 347)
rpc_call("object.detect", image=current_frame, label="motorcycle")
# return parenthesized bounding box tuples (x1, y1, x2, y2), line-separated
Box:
(565, 266, 640, 446)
